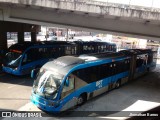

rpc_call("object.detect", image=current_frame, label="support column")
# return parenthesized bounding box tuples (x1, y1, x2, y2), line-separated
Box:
(66, 29, 69, 41)
(18, 32, 24, 43)
(0, 32, 7, 50)
(31, 32, 37, 42)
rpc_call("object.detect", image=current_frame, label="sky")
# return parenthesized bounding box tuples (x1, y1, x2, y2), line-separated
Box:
(93, 0, 160, 8)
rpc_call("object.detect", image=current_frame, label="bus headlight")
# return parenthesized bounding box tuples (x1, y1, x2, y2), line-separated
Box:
(14, 67, 18, 70)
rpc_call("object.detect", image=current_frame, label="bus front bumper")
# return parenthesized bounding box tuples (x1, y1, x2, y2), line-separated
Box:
(2, 66, 21, 75)
(30, 94, 60, 113)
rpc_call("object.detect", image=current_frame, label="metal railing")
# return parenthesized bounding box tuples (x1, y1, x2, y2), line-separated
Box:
(92, 0, 160, 9)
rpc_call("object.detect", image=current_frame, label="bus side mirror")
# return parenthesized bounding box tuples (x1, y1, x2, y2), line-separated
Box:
(65, 77, 70, 87)
(31, 68, 39, 79)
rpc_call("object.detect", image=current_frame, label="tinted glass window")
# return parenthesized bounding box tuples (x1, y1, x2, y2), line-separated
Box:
(73, 63, 113, 83)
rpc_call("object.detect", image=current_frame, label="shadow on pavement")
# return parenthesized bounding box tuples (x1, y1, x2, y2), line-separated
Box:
(0, 73, 34, 87)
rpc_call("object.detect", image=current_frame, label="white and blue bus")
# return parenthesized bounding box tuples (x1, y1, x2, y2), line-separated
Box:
(30, 49, 157, 112)
(2, 41, 116, 75)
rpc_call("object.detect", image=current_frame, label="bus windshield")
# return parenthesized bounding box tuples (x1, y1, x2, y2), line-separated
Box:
(3, 52, 22, 68)
(33, 70, 63, 99)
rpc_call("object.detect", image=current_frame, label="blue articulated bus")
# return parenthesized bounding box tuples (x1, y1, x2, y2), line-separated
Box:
(30, 49, 157, 112)
(2, 41, 116, 75)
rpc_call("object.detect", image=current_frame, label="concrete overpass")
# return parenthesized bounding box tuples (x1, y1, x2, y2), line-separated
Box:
(1, 0, 160, 41)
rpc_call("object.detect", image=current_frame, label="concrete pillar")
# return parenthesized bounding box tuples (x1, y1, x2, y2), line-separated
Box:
(66, 29, 69, 41)
(0, 32, 7, 50)
(31, 32, 37, 42)
(18, 32, 24, 43)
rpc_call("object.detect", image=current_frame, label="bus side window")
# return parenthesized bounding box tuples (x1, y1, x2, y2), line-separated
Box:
(99, 64, 109, 79)
(22, 49, 35, 65)
(136, 56, 144, 67)
(113, 63, 117, 75)
(116, 61, 120, 73)
(71, 46, 77, 55)
(65, 46, 72, 55)
(62, 76, 75, 93)
(88, 45, 92, 53)
(124, 60, 128, 71)
(38, 48, 50, 59)
(127, 59, 130, 70)
(103, 45, 106, 52)
(101, 45, 103, 52)
(91, 45, 95, 52)
(61, 75, 75, 99)
(90, 66, 99, 82)
(23, 54, 27, 63)
(109, 64, 113, 75)
(107, 45, 109, 51)
(97, 45, 100, 52)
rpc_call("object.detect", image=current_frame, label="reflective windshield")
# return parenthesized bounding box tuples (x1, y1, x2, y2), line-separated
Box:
(3, 52, 22, 68)
(33, 69, 63, 99)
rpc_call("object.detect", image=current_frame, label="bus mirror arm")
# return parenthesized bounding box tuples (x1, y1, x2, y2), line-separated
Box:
(65, 77, 70, 87)
(31, 68, 39, 79)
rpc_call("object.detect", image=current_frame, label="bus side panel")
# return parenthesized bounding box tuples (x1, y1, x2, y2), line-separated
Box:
(60, 71, 129, 111)
(129, 55, 136, 81)
(92, 73, 128, 97)
(134, 67, 146, 79)
(92, 85, 109, 97)
(60, 96, 77, 111)
(20, 59, 48, 75)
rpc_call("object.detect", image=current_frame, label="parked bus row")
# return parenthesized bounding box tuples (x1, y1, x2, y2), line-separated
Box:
(31, 49, 157, 112)
(2, 41, 116, 75)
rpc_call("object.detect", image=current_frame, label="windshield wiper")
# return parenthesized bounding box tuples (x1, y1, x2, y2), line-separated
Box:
(39, 77, 48, 90)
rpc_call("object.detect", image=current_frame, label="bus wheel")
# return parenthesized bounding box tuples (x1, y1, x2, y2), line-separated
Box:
(77, 93, 87, 106)
(115, 80, 121, 89)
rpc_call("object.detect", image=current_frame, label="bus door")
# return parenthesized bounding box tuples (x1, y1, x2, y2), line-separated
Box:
(143, 54, 148, 69)
(60, 75, 76, 111)
(140, 54, 148, 72)
(129, 55, 136, 81)
(109, 63, 117, 89)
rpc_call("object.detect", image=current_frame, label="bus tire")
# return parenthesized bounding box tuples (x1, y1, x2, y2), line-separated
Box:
(77, 93, 87, 106)
(115, 80, 121, 89)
